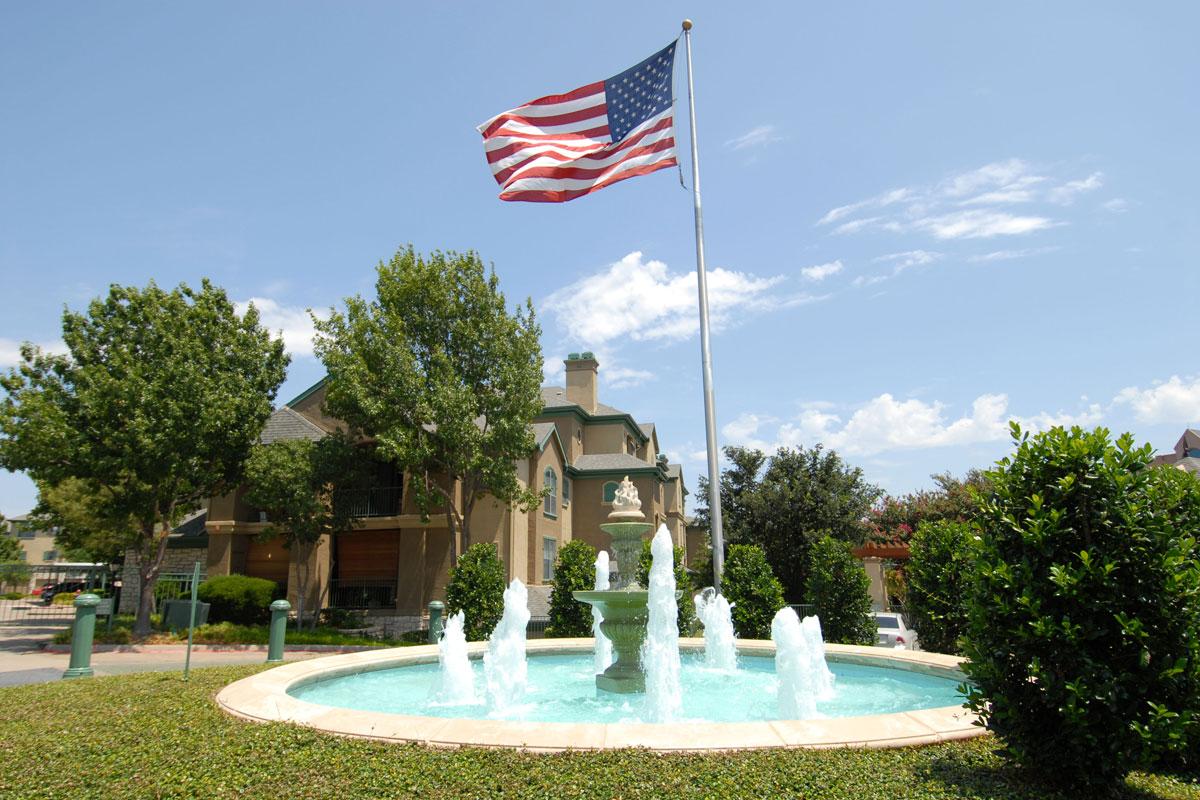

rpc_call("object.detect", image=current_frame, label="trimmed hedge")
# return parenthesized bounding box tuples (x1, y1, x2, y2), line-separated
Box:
(964, 425, 1200, 788)
(806, 536, 874, 645)
(546, 539, 596, 638)
(721, 544, 785, 639)
(906, 520, 977, 654)
(197, 574, 280, 625)
(445, 542, 506, 641)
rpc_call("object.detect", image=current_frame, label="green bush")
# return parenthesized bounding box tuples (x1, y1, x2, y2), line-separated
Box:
(806, 536, 874, 645)
(1, 591, 24, 600)
(906, 520, 977, 654)
(318, 608, 368, 629)
(963, 425, 1200, 788)
(197, 574, 280, 625)
(52, 591, 79, 605)
(636, 537, 696, 634)
(721, 544, 785, 639)
(546, 539, 596, 638)
(445, 542, 506, 641)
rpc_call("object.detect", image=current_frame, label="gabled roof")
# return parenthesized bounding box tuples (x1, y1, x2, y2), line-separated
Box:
(539, 386, 649, 443)
(260, 407, 328, 444)
(571, 453, 662, 474)
(1180, 429, 1200, 454)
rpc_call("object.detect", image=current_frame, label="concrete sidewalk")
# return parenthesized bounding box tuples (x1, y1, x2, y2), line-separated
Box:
(0, 622, 323, 687)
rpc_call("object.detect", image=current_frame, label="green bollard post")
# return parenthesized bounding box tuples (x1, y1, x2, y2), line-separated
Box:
(64, 593, 101, 679)
(267, 599, 290, 663)
(427, 600, 445, 644)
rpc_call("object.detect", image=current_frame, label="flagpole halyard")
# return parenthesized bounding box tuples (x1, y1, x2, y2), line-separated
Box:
(682, 19, 726, 592)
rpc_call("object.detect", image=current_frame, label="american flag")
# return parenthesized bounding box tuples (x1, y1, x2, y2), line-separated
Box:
(478, 42, 678, 203)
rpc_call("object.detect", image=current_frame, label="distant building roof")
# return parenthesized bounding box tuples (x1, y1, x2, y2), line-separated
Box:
(571, 453, 660, 473)
(540, 387, 629, 418)
(260, 407, 328, 444)
(531, 422, 558, 450)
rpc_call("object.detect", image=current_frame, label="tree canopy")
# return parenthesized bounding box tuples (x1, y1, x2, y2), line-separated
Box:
(32, 477, 136, 564)
(697, 445, 882, 602)
(313, 246, 544, 562)
(0, 280, 288, 635)
(243, 434, 373, 628)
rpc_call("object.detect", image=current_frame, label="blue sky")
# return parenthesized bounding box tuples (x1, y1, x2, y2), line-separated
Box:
(2, 3, 1198, 517)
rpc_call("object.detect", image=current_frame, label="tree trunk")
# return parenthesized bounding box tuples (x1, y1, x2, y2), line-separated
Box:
(132, 527, 170, 638)
(445, 507, 460, 564)
(296, 540, 311, 631)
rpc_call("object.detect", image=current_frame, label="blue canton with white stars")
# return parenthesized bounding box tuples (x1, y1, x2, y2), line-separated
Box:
(603, 42, 676, 143)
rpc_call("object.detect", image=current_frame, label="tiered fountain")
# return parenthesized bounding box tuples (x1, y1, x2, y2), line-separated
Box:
(573, 476, 656, 693)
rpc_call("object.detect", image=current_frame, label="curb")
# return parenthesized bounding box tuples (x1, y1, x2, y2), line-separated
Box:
(42, 643, 387, 654)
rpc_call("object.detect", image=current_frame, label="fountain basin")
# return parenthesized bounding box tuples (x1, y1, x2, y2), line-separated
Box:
(217, 639, 982, 752)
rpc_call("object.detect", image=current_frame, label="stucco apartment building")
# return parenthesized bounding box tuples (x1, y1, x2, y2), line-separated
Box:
(196, 353, 688, 624)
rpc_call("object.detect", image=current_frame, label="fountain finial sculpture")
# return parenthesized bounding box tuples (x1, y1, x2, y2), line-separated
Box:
(573, 476, 658, 692)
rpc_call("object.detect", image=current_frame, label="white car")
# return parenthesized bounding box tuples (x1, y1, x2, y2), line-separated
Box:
(873, 612, 919, 650)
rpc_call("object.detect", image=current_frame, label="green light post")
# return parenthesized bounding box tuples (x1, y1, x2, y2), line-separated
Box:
(63, 593, 101, 679)
(267, 599, 290, 663)
(427, 600, 445, 644)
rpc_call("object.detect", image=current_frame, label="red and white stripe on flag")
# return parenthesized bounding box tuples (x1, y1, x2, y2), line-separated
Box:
(477, 44, 678, 203)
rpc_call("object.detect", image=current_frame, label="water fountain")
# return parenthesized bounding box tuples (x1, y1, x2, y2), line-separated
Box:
(592, 550, 614, 675)
(772, 606, 836, 720)
(694, 587, 737, 671)
(573, 475, 657, 693)
(642, 525, 683, 721)
(431, 610, 476, 704)
(483, 578, 530, 711)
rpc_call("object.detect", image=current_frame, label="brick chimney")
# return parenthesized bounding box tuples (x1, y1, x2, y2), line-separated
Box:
(564, 352, 598, 412)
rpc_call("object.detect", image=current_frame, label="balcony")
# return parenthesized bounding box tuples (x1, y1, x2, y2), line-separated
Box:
(336, 485, 403, 518)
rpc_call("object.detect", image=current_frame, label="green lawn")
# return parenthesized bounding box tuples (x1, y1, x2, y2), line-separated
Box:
(1, 665, 1197, 800)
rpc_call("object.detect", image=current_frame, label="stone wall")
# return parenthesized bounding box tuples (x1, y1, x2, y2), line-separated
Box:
(118, 545, 209, 613)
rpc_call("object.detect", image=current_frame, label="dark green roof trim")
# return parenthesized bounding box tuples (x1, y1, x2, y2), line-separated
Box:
(565, 465, 667, 481)
(285, 376, 328, 409)
(166, 534, 209, 549)
(537, 406, 649, 445)
(536, 426, 567, 460)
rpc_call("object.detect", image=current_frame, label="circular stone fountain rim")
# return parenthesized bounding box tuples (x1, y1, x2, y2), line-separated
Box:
(216, 638, 983, 752)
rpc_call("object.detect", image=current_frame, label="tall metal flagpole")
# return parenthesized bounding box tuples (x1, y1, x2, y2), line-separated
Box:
(681, 19, 726, 592)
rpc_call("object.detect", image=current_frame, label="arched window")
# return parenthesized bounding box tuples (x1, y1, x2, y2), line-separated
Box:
(543, 467, 558, 518)
(602, 480, 619, 504)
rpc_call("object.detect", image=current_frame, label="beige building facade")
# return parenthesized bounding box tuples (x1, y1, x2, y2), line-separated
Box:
(200, 354, 687, 623)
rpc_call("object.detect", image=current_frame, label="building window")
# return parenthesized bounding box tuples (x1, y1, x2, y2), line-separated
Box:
(43, 550, 58, 561)
(543, 537, 557, 582)
(563, 477, 571, 506)
(543, 467, 558, 518)
(602, 481, 619, 504)
(17, 529, 35, 540)
(18, 551, 26, 561)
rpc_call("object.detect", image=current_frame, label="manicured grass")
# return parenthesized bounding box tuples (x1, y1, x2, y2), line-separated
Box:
(52, 616, 421, 647)
(0, 666, 1197, 799)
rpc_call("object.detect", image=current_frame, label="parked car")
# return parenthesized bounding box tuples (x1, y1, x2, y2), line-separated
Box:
(873, 612, 919, 650)
(40, 580, 90, 605)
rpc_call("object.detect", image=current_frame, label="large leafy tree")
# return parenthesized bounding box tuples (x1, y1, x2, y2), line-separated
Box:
(314, 247, 544, 562)
(32, 478, 136, 564)
(867, 470, 990, 544)
(0, 517, 22, 563)
(243, 434, 372, 629)
(697, 445, 881, 602)
(0, 281, 288, 636)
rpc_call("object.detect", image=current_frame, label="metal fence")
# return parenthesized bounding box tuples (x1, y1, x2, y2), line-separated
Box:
(328, 579, 398, 610)
(153, 572, 204, 604)
(337, 486, 403, 518)
(0, 564, 115, 625)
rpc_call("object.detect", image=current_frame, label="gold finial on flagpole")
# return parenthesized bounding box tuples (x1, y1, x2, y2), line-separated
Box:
(682, 19, 693, 30)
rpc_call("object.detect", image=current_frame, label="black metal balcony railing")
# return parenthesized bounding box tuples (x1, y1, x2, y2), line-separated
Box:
(336, 485, 403, 518)
(328, 579, 398, 609)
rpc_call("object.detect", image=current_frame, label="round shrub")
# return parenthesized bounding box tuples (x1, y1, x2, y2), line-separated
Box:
(806, 536, 874, 645)
(444, 542, 506, 641)
(196, 574, 280, 625)
(906, 519, 977, 654)
(963, 425, 1200, 788)
(546, 539, 596, 638)
(721, 543, 785, 639)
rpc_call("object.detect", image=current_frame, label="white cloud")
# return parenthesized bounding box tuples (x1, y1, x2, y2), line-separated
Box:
(913, 209, 1059, 239)
(1114, 376, 1200, 424)
(543, 252, 824, 348)
(236, 298, 324, 359)
(967, 246, 1060, 263)
(605, 366, 655, 389)
(800, 260, 843, 281)
(854, 250, 941, 286)
(0, 338, 65, 368)
(724, 392, 1103, 456)
(816, 159, 1105, 247)
(1103, 198, 1130, 213)
(1047, 172, 1104, 205)
(725, 125, 783, 151)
